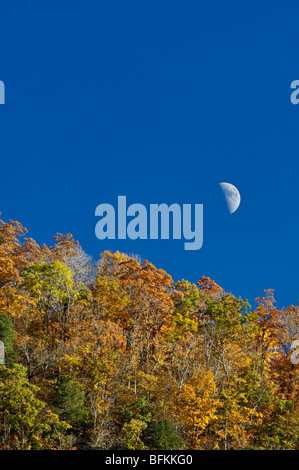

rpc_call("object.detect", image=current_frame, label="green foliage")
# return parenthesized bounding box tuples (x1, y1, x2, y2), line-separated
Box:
(205, 293, 251, 324)
(0, 364, 70, 449)
(118, 397, 155, 425)
(121, 418, 148, 450)
(53, 375, 88, 427)
(0, 313, 18, 365)
(169, 281, 199, 341)
(145, 419, 184, 450)
(251, 398, 299, 450)
(21, 260, 75, 307)
(200, 293, 254, 346)
(118, 397, 156, 450)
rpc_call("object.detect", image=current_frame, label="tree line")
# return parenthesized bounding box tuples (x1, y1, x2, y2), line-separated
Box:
(0, 215, 299, 450)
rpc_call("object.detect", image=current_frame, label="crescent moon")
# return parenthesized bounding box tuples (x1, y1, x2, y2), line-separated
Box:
(219, 182, 241, 214)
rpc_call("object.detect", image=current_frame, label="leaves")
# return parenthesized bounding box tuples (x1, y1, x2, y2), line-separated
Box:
(0, 215, 299, 449)
(0, 364, 70, 449)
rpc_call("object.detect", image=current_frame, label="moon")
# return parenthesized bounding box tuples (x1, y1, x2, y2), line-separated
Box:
(219, 182, 241, 214)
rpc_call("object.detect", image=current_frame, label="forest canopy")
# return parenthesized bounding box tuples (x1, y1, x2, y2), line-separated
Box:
(0, 215, 299, 450)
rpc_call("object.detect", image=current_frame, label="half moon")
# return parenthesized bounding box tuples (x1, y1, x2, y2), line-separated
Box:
(219, 182, 241, 214)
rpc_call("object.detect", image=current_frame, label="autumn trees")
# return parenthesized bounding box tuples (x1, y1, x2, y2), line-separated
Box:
(0, 364, 70, 450)
(1, 215, 299, 449)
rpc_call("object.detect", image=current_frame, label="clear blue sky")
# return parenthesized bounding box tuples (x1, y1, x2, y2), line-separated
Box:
(0, 1, 298, 309)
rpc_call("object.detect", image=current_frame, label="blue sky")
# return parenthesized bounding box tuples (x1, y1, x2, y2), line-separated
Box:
(0, 1, 299, 309)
